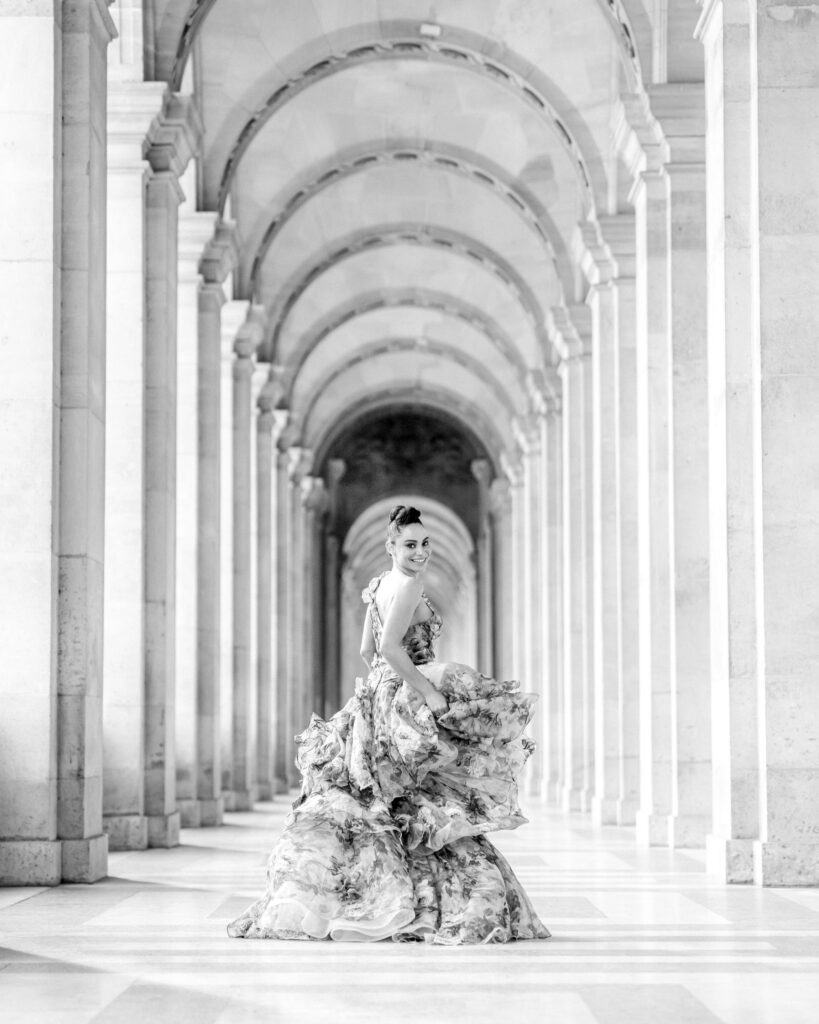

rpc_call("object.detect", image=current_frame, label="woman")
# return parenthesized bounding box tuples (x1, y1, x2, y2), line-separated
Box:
(227, 505, 549, 944)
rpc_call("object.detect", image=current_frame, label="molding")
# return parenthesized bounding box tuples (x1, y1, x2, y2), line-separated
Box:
(144, 93, 203, 177)
(200, 221, 239, 285)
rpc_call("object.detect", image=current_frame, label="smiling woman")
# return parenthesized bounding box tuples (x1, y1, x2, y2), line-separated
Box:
(226, 503, 550, 944)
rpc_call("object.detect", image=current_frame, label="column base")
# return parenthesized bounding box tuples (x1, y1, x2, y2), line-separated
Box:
(61, 834, 108, 883)
(616, 797, 639, 827)
(561, 785, 584, 812)
(178, 799, 202, 828)
(635, 810, 672, 846)
(255, 781, 274, 801)
(706, 834, 755, 884)
(591, 795, 619, 826)
(546, 779, 562, 804)
(669, 813, 710, 849)
(274, 776, 290, 796)
(147, 811, 180, 849)
(198, 797, 223, 826)
(0, 839, 61, 886)
(526, 776, 544, 798)
(753, 840, 819, 886)
(103, 814, 148, 852)
(224, 788, 256, 812)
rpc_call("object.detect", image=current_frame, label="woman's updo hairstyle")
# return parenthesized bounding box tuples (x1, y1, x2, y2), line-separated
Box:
(387, 504, 423, 542)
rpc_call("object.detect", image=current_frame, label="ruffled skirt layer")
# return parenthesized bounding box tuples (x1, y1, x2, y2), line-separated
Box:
(227, 662, 550, 944)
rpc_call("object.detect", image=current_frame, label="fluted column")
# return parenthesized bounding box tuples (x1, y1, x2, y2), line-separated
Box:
(470, 460, 494, 676)
(226, 311, 264, 810)
(501, 455, 525, 689)
(102, 80, 165, 853)
(555, 309, 591, 813)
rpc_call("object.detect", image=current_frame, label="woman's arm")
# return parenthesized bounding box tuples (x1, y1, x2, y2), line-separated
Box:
(379, 577, 446, 712)
(359, 605, 376, 669)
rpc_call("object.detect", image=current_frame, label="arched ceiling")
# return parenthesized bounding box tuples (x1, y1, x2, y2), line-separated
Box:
(144, 1, 689, 471)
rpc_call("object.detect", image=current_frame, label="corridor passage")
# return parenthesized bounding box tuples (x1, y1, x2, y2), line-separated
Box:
(1, 802, 817, 1024)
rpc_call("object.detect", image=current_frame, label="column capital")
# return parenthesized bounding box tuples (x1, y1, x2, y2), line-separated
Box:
(488, 477, 511, 517)
(201, 221, 239, 285)
(107, 81, 167, 170)
(611, 91, 669, 182)
(512, 415, 542, 455)
(326, 458, 347, 487)
(301, 476, 328, 514)
(598, 214, 636, 278)
(271, 409, 291, 448)
(257, 375, 286, 417)
(549, 305, 592, 364)
(470, 458, 492, 488)
(144, 92, 203, 177)
(500, 451, 523, 487)
(647, 84, 706, 165)
(287, 446, 314, 484)
(573, 219, 617, 286)
(179, 210, 219, 282)
(234, 305, 266, 359)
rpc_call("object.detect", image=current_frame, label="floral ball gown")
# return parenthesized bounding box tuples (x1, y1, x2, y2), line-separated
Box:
(227, 572, 550, 944)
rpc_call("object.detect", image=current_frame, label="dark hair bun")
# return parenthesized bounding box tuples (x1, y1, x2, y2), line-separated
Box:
(389, 505, 422, 527)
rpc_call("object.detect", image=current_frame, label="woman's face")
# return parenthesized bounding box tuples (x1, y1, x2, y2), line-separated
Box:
(388, 522, 431, 578)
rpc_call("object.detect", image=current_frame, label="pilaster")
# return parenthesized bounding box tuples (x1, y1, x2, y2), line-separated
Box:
(553, 306, 593, 814)
(103, 81, 165, 852)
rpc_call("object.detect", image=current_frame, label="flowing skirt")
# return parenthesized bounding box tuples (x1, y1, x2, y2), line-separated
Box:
(227, 662, 550, 944)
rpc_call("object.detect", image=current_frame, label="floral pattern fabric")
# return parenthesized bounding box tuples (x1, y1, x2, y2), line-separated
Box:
(227, 573, 550, 944)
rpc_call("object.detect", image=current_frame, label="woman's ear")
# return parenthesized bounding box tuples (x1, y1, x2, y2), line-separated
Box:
(385, 540, 393, 560)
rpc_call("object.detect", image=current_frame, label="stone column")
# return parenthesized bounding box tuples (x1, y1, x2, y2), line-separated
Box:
(752, 1, 819, 885)
(544, 372, 565, 802)
(272, 412, 293, 792)
(0, 1, 113, 884)
(323, 459, 347, 717)
(617, 96, 676, 846)
(501, 454, 525, 692)
(247, 360, 267, 798)
(175, 211, 218, 828)
(302, 477, 328, 719)
(255, 381, 277, 801)
(577, 224, 623, 827)
(55, 0, 117, 882)
(696, 0, 763, 883)
(226, 311, 264, 810)
(470, 460, 495, 676)
(555, 309, 592, 813)
(142, 93, 201, 847)
(102, 80, 165, 852)
(218, 300, 249, 795)
(513, 418, 545, 796)
(653, 85, 713, 848)
(488, 479, 513, 681)
(286, 447, 314, 782)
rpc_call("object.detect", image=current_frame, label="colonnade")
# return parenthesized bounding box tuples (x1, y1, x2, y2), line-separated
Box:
(1, 0, 818, 890)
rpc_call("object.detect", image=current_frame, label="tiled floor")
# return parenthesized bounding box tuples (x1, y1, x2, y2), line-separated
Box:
(2, 800, 818, 1023)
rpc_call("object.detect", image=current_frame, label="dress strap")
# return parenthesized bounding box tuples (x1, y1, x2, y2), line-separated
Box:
(361, 570, 388, 607)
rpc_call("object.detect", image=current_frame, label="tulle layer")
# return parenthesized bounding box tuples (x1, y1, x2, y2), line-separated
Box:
(227, 661, 549, 944)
